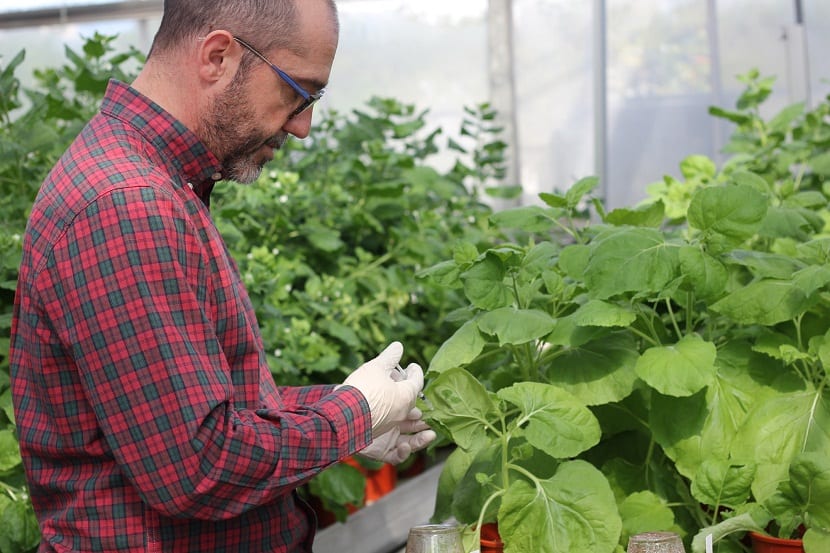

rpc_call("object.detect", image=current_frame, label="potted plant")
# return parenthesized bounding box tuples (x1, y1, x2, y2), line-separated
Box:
(419, 71, 830, 553)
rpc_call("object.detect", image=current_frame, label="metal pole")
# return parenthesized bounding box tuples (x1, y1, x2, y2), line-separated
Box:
(706, 0, 724, 162)
(794, 0, 813, 107)
(593, 0, 608, 205)
(487, 0, 521, 203)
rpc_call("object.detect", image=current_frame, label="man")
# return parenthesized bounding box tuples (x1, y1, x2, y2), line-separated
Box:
(9, 0, 435, 551)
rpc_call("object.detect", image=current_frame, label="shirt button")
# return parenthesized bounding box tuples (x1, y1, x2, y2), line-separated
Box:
(211, 172, 222, 181)
(187, 182, 194, 190)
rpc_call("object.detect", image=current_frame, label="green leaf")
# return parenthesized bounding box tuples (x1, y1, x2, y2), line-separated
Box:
(520, 242, 559, 285)
(498, 460, 621, 553)
(603, 201, 665, 227)
(497, 382, 600, 458)
(804, 527, 830, 553)
(619, 491, 676, 541)
(680, 155, 717, 180)
(557, 244, 590, 280)
(691, 505, 771, 553)
(571, 300, 636, 328)
(452, 443, 503, 523)
(687, 184, 768, 250)
(731, 391, 830, 502)
(424, 368, 500, 452)
(427, 318, 487, 374)
(545, 332, 640, 406)
(679, 246, 728, 301)
(308, 461, 365, 517)
(490, 206, 558, 233)
(431, 447, 475, 523)
(809, 152, 830, 177)
(761, 206, 825, 241)
(708, 106, 752, 125)
(710, 268, 830, 325)
(485, 185, 523, 200)
(769, 453, 830, 530)
(768, 102, 804, 134)
(0, 389, 14, 424)
(583, 227, 679, 299)
(565, 176, 600, 209)
(461, 252, 511, 310)
(301, 222, 343, 252)
(0, 495, 40, 553)
(723, 250, 805, 280)
(0, 429, 21, 472)
(417, 259, 461, 288)
(478, 307, 557, 346)
(539, 192, 568, 208)
(730, 170, 770, 193)
(691, 460, 755, 508)
(652, 341, 785, 479)
(635, 335, 718, 397)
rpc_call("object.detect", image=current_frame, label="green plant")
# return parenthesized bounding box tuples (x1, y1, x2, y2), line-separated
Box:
(0, 33, 144, 553)
(419, 71, 830, 553)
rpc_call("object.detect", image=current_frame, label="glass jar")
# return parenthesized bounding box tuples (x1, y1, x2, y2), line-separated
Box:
(405, 524, 465, 553)
(627, 531, 686, 553)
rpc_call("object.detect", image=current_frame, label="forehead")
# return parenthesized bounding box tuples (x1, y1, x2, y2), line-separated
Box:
(268, 10, 338, 89)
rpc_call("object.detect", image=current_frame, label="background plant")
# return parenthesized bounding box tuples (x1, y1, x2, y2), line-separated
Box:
(419, 71, 830, 553)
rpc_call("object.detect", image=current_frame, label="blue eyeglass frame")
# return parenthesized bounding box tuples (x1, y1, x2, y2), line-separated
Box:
(233, 36, 325, 118)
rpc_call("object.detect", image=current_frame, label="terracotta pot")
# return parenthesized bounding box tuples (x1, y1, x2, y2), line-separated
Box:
(480, 522, 504, 553)
(750, 532, 804, 553)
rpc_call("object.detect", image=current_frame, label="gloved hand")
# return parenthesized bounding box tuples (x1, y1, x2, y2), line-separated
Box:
(340, 342, 424, 437)
(358, 408, 437, 465)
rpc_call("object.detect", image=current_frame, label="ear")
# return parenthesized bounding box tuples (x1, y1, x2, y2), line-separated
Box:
(196, 30, 241, 85)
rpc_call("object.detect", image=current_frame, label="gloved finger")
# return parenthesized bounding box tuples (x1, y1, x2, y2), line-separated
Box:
(406, 429, 437, 453)
(390, 366, 405, 383)
(388, 430, 435, 464)
(388, 441, 412, 464)
(401, 363, 425, 394)
(371, 342, 404, 372)
(405, 407, 423, 420)
(399, 418, 430, 434)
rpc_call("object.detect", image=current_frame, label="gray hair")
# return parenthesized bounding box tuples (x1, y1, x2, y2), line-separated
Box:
(149, 0, 338, 61)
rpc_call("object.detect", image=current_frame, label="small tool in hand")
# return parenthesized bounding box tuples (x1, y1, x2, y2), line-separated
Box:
(396, 363, 427, 401)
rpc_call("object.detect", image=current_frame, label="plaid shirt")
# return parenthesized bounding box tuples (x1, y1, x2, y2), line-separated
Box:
(10, 80, 372, 552)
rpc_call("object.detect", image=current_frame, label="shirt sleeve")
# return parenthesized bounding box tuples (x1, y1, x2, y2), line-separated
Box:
(33, 185, 372, 520)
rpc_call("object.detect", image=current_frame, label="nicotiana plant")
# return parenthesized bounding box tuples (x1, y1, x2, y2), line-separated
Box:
(419, 71, 830, 553)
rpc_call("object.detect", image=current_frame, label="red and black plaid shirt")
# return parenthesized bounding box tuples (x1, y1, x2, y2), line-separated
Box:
(10, 80, 371, 552)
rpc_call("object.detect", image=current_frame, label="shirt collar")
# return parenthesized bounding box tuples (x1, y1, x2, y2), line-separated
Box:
(99, 79, 224, 205)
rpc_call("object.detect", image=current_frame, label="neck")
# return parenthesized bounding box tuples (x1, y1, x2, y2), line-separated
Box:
(132, 56, 201, 131)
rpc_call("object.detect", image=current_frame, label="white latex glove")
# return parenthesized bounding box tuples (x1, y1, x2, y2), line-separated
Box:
(358, 408, 437, 465)
(340, 342, 424, 437)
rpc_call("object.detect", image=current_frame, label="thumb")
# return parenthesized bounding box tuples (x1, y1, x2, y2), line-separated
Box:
(401, 362, 424, 394)
(372, 341, 404, 370)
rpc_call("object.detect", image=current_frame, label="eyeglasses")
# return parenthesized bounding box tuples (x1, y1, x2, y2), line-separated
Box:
(233, 36, 325, 119)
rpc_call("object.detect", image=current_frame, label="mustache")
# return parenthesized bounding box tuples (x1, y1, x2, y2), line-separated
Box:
(265, 134, 288, 150)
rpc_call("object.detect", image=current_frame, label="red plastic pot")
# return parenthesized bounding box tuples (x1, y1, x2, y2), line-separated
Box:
(480, 522, 504, 553)
(342, 456, 397, 506)
(750, 532, 804, 553)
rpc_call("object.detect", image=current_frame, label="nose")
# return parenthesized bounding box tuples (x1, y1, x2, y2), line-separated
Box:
(282, 108, 314, 139)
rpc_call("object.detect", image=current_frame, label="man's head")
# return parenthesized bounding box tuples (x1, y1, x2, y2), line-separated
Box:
(134, 0, 339, 183)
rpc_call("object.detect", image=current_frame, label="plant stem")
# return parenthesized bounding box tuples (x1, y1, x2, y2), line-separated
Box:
(628, 325, 660, 348)
(665, 298, 683, 341)
(0, 480, 22, 502)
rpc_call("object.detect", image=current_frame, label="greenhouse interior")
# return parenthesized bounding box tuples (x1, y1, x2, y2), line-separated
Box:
(1, 1, 830, 552)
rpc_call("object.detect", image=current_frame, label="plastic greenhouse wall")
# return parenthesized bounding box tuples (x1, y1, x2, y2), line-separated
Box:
(0, 0, 828, 208)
